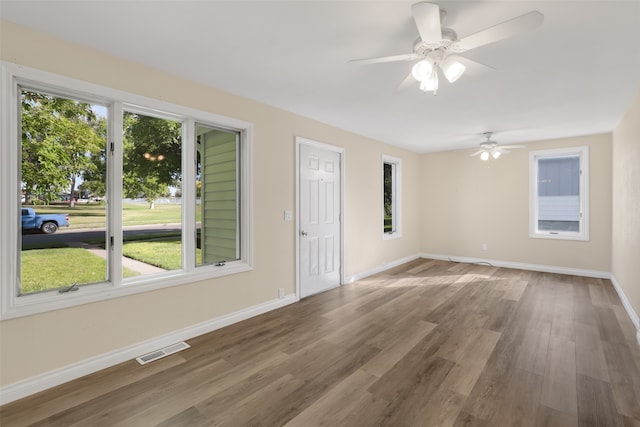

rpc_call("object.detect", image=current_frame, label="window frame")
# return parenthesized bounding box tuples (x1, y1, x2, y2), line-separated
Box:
(382, 154, 402, 240)
(0, 62, 253, 319)
(529, 146, 589, 241)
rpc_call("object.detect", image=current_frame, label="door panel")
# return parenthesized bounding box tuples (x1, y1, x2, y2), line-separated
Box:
(299, 143, 341, 298)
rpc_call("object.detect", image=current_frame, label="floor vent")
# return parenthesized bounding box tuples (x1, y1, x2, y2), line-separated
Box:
(136, 342, 190, 365)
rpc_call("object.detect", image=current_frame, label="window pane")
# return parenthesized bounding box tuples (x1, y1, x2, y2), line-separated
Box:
(537, 155, 580, 232)
(122, 112, 182, 276)
(20, 89, 108, 294)
(383, 162, 394, 233)
(196, 124, 239, 266)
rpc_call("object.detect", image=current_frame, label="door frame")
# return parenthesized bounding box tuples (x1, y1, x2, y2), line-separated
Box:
(295, 136, 345, 300)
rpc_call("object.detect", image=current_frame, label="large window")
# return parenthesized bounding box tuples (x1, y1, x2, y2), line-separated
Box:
(529, 146, 589, 240)
(0, 62, 252, 318)
(382, 154, 402, 239)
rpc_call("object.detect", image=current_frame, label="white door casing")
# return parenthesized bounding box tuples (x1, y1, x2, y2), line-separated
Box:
(297, 139, 342, 298)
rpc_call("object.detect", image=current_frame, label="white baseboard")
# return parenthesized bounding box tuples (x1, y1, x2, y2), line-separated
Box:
(0, 294, 297, 405)
(344, 254, 421, 284)
(610, 274, 640, 345)
(420, 253, 611, 279)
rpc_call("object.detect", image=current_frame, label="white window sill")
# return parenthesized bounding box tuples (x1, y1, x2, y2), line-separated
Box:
(383, 232, 402, 241)
(2, 262, 253, 320)
(529, 232, 589, 242)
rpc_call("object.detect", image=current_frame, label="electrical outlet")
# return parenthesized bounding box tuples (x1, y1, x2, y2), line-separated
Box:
(278, 288, 285, 299)
(481, 243, 488, 251)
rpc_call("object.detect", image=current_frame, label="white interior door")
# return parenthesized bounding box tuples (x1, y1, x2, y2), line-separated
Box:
(299, 141, 342, 298)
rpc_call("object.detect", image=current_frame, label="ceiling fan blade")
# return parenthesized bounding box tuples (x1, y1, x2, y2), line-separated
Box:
(397, 72, 416, 91)
(470, 150, 484, 157)
(457, 11, 544, 51)
(412, 2, 442, 44)
(349, 53, 419, 65)
(499, 144, 525, 149)
(456, 56, 495, 76)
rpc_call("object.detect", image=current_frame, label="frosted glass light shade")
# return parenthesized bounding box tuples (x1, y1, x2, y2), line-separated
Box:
(442, 56, 466, 83)
(419, 69, 439, 92)
(480, 151, 490, 161)
(411, 60, 433, 82)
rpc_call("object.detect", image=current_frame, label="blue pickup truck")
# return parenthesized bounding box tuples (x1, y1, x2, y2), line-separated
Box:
(21, 208, 70, 234)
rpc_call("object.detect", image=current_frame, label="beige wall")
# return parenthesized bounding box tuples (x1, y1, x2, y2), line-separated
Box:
(420, 134, 612, 272)
(1, 19, 635, 393)
(612, 87, 640, 320)
(0, 22, 421, 387)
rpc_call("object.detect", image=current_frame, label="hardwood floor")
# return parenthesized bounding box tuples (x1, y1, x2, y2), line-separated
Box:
(2, 259, 640, 426)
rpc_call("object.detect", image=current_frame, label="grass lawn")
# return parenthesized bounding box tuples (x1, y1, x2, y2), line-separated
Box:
(25, 202, 192, 230)
(123, 238, 201, 270)
(20, 204, 203, 289)
(21, 248, 138, 294)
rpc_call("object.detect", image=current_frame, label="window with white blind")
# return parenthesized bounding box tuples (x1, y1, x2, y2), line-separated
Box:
(529, 146, 589, 240)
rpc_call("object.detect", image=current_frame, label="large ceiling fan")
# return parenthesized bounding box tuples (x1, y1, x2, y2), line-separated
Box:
(350, 2, 544, 95)
(470, 132, 524, 160)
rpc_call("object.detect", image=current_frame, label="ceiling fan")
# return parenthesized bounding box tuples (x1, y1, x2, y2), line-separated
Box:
(470, 132, 524, 160)
(349, 2, 544, 95)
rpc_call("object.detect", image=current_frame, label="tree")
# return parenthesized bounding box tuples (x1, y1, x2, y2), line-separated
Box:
(123, 113, 181, 208)
(79, 117, 108, 200)
(21, 90, 105, 207)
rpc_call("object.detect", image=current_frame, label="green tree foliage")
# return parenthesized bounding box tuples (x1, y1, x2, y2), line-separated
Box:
(21, 92, 182, 210)
(79, 118, 108, 199)
(383, 163, 393, 217)
(123, 113, 181, 208)
(21, 91, 105, 206)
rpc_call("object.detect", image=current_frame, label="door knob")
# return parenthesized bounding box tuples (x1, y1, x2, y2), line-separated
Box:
(300, 230, 308, 236)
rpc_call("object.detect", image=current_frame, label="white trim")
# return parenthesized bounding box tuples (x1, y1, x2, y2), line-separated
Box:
(529, 146, 590, 241)
(0, 61, 254, 319)
(382, 154, 402, 240)
(295, 137, 345, 298)
(610, 274, 640, 345)
(0, 293, 297, 405)
(344, 254, 421, 284)
(420, 253, 610, 278)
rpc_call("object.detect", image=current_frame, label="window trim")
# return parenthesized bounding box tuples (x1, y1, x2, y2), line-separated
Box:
(382, 154, 402, 240)
(529, 146, 589, 241)
(0, 61, 253, 319)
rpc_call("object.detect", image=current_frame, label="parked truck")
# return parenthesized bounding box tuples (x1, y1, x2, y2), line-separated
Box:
(21, 208, 70, 234)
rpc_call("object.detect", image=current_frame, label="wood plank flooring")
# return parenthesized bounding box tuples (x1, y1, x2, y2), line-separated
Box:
(2, 259, 640, 426)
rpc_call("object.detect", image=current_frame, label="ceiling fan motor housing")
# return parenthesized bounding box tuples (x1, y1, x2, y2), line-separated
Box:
(413, 27, 459, 56)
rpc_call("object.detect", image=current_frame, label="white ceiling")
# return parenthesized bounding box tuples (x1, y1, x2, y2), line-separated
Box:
(2, 1, 640, 153)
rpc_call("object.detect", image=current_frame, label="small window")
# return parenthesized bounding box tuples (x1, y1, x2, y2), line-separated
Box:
(529, 146, 589, 240)
(382, 155, 402, 239)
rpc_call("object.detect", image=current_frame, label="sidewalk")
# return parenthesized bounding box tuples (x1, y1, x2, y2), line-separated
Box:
(67, 241, 165, 274)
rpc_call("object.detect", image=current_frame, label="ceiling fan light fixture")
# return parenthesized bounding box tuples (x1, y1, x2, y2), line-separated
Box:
(441, 56, 466, 83)
(480, 151, 490, 161)
(491, 150, 501, 159)
(419, 68, 439, 93)
(411, 59, 433, 82)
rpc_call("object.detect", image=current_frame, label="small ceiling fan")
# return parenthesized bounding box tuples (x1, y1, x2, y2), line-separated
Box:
(349, 2, 544, 95)
(470, 132, 524, 160)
